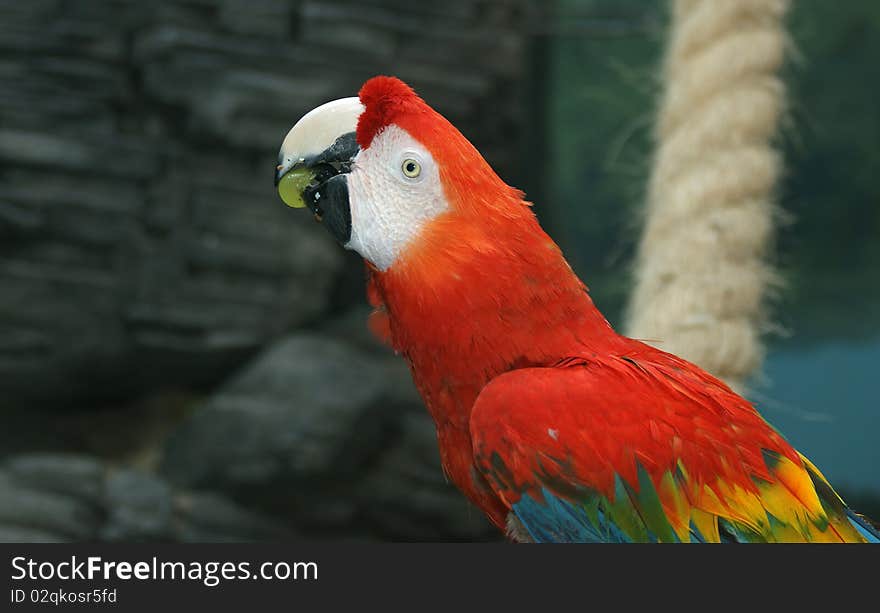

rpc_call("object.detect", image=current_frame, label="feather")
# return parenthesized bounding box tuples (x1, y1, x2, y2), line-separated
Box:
(470, 358, 875, 542)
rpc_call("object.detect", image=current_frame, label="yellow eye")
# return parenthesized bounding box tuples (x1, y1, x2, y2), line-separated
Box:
(401, 158, 421, 178)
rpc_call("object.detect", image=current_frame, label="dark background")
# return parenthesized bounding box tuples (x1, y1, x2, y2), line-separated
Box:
(0, 0, 877, 541)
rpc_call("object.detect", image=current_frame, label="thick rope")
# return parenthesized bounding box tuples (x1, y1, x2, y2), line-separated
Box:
(626, 0, 789, 391)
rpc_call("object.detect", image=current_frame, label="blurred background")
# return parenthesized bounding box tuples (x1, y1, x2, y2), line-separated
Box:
(0, 0, 876, 541)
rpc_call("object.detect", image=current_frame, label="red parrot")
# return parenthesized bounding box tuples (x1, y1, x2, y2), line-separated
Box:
(274, 76, 878, 542)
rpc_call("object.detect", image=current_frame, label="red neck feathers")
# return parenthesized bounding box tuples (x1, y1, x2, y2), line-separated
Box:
(371, 209, 621, 417)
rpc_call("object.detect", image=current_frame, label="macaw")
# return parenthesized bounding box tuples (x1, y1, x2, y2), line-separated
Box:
(274, 76, 878, 543)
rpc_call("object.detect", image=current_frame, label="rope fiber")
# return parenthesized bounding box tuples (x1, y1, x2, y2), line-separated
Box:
(626, 0, 790, 391)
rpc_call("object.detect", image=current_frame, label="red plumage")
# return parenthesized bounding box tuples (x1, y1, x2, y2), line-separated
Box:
(353, 77, 872, 541)
(357, 76, 422, 149)
(470, 353, 793, 503)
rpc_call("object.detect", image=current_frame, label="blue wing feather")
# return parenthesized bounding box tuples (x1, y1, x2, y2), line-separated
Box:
(847, 510, 880, 543)
(512, 488, 634, 543)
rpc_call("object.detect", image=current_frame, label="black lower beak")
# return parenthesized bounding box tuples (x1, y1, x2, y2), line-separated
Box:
(303, 173, 351, 245)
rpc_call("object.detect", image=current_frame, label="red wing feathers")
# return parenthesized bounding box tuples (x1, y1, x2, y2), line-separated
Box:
(470, 354, 868, 542)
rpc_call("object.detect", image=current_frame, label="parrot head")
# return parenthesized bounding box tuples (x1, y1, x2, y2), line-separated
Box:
(275, 76, 531, 272)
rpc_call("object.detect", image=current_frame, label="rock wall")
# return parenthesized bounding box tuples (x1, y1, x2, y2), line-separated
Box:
(0, 0, 533, 540)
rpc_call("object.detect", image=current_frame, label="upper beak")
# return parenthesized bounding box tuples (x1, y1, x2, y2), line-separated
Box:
(275, 96, 363, 195)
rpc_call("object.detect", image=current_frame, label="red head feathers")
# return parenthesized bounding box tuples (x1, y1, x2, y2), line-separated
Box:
(356, 76, 526, 219)
(356, 76, 424, 149)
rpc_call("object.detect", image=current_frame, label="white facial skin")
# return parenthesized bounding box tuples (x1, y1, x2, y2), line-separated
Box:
(346, 125, 449, 271)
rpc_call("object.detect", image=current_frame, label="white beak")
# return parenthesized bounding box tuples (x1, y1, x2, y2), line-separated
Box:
(275, 97, 365, 182)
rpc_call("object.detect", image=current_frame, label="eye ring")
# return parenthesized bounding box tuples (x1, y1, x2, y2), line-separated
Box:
(401, 158, 421, 179)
